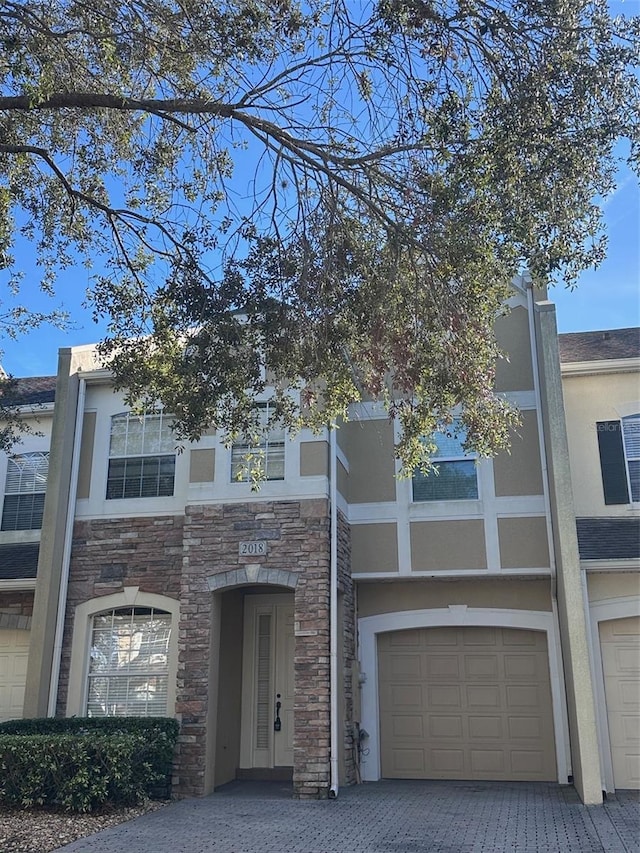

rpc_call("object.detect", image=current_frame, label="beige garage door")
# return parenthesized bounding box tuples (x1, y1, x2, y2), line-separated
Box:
(378, 626, 556, 781)
(0, 628, 30, 722)
(599, 616, 640, 790)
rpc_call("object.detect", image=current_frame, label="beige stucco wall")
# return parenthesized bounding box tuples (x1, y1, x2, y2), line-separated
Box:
(190, 448, 215, 483)
(357, 577, 553, 617)
(498, 516, 550, 569)
(351, 523, 399, 573)
(410, 520, 486, 571)
(586, 571, 640, 602)
(494, 306, 534, 392)
(344, 419, 396, 503)
(493, 410, 544, 496)
(300, 440, 328, 477)
(75, 411, 96, 500)
(562, 371, 640, 516)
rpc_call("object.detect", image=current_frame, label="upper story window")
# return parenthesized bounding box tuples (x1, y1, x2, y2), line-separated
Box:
(106, 412, 175, 500)
(87, 606, 171, 717)
(1, 451, 49, 530)
(231, 402, 285, 482)
(412, 421, 478, 502)
(597, 414, 640, 505)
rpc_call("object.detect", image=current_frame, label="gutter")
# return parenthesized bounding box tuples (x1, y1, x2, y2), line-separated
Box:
(47, 376, 85, 716)
(328, 424, 339, 798)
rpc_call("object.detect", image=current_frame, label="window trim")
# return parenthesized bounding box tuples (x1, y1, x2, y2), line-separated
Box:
(230, 401, 285, 483)
(66, 588, 179, 718)
(87, 606, 172, 718)
(412, 421, 479, 503)
(106, 411, 176, 500)
(1, 450, 49, 531)
(597, 415, 640, 506)
(621, 414, 640, 504)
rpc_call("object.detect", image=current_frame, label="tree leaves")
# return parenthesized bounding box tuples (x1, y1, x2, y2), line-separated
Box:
(0, 0, 638, 466)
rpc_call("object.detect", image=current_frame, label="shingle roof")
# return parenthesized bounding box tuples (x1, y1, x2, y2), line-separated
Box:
(0, 542, 39, 579)
(0, 376, 56, 406)
(576, 517, 640, 561)
(559, 328, 640, 363)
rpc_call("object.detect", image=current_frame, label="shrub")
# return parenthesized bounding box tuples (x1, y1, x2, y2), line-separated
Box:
(0, 732, 153, 811)
(0, 718, 179, 808)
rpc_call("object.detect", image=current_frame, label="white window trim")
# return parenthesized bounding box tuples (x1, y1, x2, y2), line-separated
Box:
(66, 587, 179, 718)
(412, 423, 479, 503)
(230, 401, 286, 483)
(1, 451, 49, 531)
(106, 411, 176, 500)
(620, 414, 640, 504)
(358, 606, 571, 785)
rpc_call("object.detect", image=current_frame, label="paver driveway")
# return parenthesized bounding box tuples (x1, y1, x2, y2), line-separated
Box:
(55, 780, 639, 853)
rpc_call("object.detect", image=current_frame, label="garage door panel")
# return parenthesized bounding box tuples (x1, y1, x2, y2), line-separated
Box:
(600, 616, 640, 789)
(0, 629, 30, 723)
(379, 626, 556, 781)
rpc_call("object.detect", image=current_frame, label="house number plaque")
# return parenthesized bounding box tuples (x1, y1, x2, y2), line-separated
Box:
(238, 540, 267, 556)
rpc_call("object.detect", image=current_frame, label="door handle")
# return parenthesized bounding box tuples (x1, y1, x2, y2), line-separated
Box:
(274, 693, 282, 732)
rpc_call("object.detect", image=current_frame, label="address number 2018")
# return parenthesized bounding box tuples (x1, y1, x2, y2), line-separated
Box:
(239, 540, 267, 556)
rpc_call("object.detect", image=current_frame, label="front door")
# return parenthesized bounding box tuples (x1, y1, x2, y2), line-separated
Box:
(240, 594, 295, 769)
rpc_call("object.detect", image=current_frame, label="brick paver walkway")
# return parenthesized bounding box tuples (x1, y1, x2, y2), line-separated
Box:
(55, 780, 640, 853)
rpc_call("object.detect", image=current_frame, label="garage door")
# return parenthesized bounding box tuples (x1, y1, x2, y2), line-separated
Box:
(0, 628, 30, 722)
(599, 616, 640, 790)
(378, 626, 556, 781)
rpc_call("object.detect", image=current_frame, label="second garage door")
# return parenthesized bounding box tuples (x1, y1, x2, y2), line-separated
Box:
(0, 627, 30, 723)
(599, 616, 640, 790)
(378, 626, 556, 781)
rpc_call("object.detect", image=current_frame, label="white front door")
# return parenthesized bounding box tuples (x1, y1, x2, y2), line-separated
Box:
(240, 594, 295, 769)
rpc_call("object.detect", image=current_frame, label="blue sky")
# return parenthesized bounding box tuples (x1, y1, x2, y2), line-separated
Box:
(1, 2, 639, 378)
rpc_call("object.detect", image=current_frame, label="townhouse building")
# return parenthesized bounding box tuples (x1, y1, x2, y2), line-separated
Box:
(559, 328, 640, 793)
(0, 277, 636, 804)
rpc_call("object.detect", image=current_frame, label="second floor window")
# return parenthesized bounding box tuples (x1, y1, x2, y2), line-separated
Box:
(106, 412, 175, 500)
(1, 451, 49, 530)
(231, 402, 285, 482)
(622, 415, 640, 502)
(412, 421, 478, 502)
(597, 413, 640, 505)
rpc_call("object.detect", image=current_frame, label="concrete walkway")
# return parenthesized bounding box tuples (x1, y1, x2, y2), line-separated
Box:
(56, 780, 639, 853)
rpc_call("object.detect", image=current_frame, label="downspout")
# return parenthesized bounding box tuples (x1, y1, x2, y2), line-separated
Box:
(47, 376, 85, 716)
(328, 424, 339, 798)
(526, 279, 557, 596)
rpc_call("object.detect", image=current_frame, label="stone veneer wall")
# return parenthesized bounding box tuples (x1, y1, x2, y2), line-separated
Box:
(54, 500, 354, 800)
(181, 499, 333, 798)
(337, 510, 356, 785)
(0, 591, 34, 618)
(55, 516, 183, 714)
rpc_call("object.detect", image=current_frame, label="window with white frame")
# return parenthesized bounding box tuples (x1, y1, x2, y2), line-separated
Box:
(1, 451, 49, 530)
(106, 412, 175, 500)
(622, 414, 640, 502)
(86, 606, 172, 717)
(412, 421, 478, 501)
(597, 413, 640, 505)
(231, 402, 285, 482)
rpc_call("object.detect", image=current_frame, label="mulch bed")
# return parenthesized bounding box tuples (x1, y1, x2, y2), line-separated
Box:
(0, 800, 168, 853)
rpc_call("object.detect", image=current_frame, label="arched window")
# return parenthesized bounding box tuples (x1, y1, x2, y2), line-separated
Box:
(1, 451, 49, 530)
(87, 606, 172, 717)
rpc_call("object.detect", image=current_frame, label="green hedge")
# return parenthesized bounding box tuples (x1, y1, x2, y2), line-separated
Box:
(0, 718, 179, 810)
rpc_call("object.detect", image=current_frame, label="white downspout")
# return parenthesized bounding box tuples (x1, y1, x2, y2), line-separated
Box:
(47, 376, 85, 716)
(329, 424, 339, 798)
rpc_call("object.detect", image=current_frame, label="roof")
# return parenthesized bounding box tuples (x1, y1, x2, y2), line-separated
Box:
(0, 376, 56, 406)
(576, 517, 640, 562)
(0, 542, 39, 579)
(559, 328, 640, 363)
